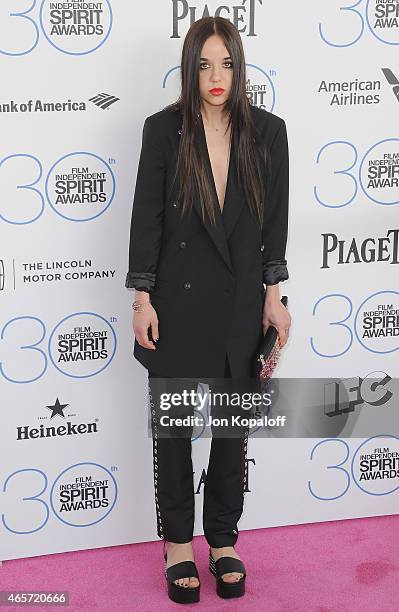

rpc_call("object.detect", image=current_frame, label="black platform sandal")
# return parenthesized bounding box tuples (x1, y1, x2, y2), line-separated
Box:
(208, 548, 246, 599)
(163, 541, 200, 604)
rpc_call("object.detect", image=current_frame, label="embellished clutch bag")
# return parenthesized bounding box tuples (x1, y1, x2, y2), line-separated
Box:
(253, 295, 288, 382)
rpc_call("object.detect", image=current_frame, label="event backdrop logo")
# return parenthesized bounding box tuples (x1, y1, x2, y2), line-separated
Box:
(48, 312, 117, 377)
(2, 463, 118, 533)
(40, 0, 113, 55)
(89, 92, 120, 109)
(382, 68, 399, 102)
(51, 464, 117, 524)
(319, 2, 399, 46)
(314, 139, 399, 209)
(317, 76, 381, 106)
(321, 229, 399, 269)
(309, 435, 399, 501)
(0, 312, 117, 383)
(367, 0, 399, 44)
(0, 94, 120, 113)
(46, 152, 116, 221)
(20, 258, 116, 287)
(171, 0, 263, 37)
(352, 436, 399, 496)
(310, 291, 399, 358)
(0, 1, 113, 56)
(0, 257, 116, 291)
(355, 292, 399, 353)
(245, 67, 276, 110)
(16, 398, 99, 441)
(0, 153, 116, 225)
(318, 69, 399, 106)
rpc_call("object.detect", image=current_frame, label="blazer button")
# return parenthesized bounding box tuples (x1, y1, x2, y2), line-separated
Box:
(260, 244, 264, 252)
(179, 241, 187, 249)
(172, 201, 179, 208)
(183, 281, 191, 290)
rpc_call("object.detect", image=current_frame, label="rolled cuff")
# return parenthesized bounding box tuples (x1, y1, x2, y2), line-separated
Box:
(262, 260, 289, 285)
(125, 271, 156, 292)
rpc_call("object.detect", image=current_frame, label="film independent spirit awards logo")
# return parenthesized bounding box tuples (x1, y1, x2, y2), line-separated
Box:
(40, 0, 113, 54)
(354, 292, 399, 354)
(352, 436, 399, 496)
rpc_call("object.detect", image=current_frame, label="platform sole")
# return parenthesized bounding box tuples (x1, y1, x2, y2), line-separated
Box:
(209, 567, 246, 598)
(167, 581, 200, 604)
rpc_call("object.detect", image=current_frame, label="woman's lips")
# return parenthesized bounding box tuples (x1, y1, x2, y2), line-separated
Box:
(209, 88, 225, 96)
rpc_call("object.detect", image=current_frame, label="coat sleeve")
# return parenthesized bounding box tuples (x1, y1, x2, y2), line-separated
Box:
(261, 118, 290, 286)
(125, 116, 165, 292)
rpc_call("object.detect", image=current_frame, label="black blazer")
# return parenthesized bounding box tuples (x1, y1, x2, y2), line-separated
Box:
(126, 104, 289, 378)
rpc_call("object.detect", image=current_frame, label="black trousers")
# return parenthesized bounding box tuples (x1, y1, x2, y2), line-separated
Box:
(147, 354, 249, 547)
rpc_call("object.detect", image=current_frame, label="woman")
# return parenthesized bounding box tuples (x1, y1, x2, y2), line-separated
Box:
(126, 16, 291, 604)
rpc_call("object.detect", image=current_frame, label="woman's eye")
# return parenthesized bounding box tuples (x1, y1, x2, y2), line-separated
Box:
(199, 62, 233, 70)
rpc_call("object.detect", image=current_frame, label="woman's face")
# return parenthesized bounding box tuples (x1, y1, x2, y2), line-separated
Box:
(198, 34, 233, 109)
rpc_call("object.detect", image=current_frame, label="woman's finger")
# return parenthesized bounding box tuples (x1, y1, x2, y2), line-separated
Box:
(263, 322, 271, 335)
(278, 327, 289, 348)
(136, 324, 156, 350)
(151, 318, 159, 343)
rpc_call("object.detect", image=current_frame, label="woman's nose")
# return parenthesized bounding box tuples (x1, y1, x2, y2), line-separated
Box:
(210, 68, 222, 82)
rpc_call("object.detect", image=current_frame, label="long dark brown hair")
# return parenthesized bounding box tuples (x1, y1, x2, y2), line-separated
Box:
(163, 16, 269, 228)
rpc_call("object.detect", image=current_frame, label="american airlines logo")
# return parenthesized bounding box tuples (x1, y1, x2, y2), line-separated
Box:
(381, 68, 399, 102)
(89, 92, 120, 110)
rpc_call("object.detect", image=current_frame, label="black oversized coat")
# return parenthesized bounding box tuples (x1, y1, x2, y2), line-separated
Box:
(126, 104, 289, 379)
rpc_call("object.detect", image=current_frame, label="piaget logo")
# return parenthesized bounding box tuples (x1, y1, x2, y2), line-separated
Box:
(171, 0, 263, 37)
(321, 229, 399, 269)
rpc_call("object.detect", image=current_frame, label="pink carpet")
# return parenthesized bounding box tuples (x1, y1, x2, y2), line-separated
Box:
(1, 515, 398, 611)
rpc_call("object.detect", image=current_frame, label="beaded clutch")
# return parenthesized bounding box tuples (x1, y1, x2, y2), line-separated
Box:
(253, 295, 288, 382)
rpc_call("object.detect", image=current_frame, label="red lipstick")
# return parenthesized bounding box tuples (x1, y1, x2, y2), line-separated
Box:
(209, 88, 225, 96)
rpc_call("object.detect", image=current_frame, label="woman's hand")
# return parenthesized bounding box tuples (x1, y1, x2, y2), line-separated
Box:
(132, 291, 159, 350)
(262, 285, 291, 348)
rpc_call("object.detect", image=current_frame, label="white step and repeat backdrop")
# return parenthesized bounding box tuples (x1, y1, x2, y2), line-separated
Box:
(1, 1, 398, 561)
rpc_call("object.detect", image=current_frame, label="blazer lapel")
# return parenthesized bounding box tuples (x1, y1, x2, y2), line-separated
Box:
(190, 113, 243, 275)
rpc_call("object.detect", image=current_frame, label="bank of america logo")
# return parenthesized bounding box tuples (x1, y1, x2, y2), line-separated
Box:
(0, 259, 4, 291)
(381, 68, 399, 102)
(89, 92, 120, 109)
